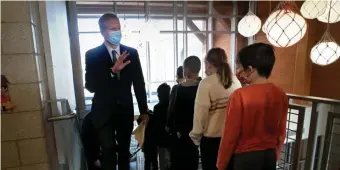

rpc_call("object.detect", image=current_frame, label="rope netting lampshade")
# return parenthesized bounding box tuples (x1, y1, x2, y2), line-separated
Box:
(238, 2, 261, 37)
(265, 2, 307, 47)
(300, 0, 327, 19)
(262, 19, 269, 33)
(317, 0, 340, 23)
(310, 31, 340, 65)
(311, 0, 340, 66)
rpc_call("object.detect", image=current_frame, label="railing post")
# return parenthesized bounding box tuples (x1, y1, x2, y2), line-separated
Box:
(292, 106, 305, 170)
(304, 102, 319, 170)
(320, 112, 335, 170)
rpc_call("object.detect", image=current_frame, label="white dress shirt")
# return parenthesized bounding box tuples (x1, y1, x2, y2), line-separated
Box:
(104, 42, 120, 61)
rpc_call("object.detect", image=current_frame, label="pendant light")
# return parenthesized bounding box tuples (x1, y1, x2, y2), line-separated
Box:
(317, 0, 340, 23)
(262, 19, 269, 33)
(265, 2, 307, 47)
(311, 0, 340, 66)
(300, 0, 327, 19)
(238, 1, 261, 37)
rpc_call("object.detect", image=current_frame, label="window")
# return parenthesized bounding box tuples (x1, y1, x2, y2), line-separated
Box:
(76, 1, 246, 115)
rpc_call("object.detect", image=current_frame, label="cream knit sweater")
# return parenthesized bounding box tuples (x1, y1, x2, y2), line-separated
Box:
(190, 73, 241, 145)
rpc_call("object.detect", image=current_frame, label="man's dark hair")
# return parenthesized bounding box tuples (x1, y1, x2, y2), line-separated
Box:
(176, 66, 184, 79)
(237, 42, 275, 78)
(183, 56, 201, 74)
(98, 13, 119, 31)
(157, 83, 171, 101)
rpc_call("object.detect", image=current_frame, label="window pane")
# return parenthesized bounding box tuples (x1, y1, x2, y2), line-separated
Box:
(78, 18, 100, 32)
(192, 20, 206, 31)
(150, 19, 173, 30)
(177, 19, 184, 31)
(177, 33, 184, 66)
(120, 19, 148, 80)
(150, 83, 160, 103)
(149, 33, 175, 82)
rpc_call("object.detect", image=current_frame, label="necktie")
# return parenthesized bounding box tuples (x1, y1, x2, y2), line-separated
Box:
(112, 50, 117, 64)
(111, 50, 120, 80)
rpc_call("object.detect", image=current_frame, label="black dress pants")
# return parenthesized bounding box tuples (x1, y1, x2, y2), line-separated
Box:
(171, 135, 198, 170)
(233, 149, 276, 170)
(95, 104, 134, 170)
(81, 112, 102, 170)
(200, 137, 221, 170)
(144, 145, 159, 170)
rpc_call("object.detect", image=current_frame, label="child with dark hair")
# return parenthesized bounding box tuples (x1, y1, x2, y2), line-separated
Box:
(137, 109, 157, 170)
(169, 56, 201, 170)
(141, 83, 171, 170)
(154, 83, 171, 170)
(217, 43, 288, 170)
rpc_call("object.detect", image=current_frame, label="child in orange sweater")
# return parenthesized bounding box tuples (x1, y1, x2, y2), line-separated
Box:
(217, 43, 288, 170)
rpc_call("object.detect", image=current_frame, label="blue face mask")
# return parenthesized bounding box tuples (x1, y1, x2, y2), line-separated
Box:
(107, 31, 122, 45)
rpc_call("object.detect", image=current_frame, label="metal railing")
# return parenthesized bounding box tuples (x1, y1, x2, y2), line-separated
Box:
(278, 104, 306, 170)
(321, 112, 340, 170)
(48, 94, 340, 170)
(282, 94, 340, 170)
(47, 99, 86, 170)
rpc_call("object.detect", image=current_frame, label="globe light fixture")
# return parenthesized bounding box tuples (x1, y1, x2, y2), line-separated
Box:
(317, 0, 340, 23)
(265, 2, 307, 47)
(310, 31, 340, 65)
(238, 2, 261, 37)
(262, 19, 269, 33)
(311, 0, 340, 66)
(300, 0, 327, 19)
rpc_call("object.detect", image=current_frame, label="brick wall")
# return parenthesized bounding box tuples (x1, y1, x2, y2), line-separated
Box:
(1, 2, 55, 170)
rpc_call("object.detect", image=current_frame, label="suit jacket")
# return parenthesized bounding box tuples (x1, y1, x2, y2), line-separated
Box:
(85, 43, 148, 128)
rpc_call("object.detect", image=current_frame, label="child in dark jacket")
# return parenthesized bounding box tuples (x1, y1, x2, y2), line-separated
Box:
(153, 83, 171, 170)
(141, 110, 158, 170)
(139, 83, 171, 170)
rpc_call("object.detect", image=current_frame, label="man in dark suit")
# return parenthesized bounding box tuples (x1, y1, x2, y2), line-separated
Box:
(85, 13, 149, 170)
